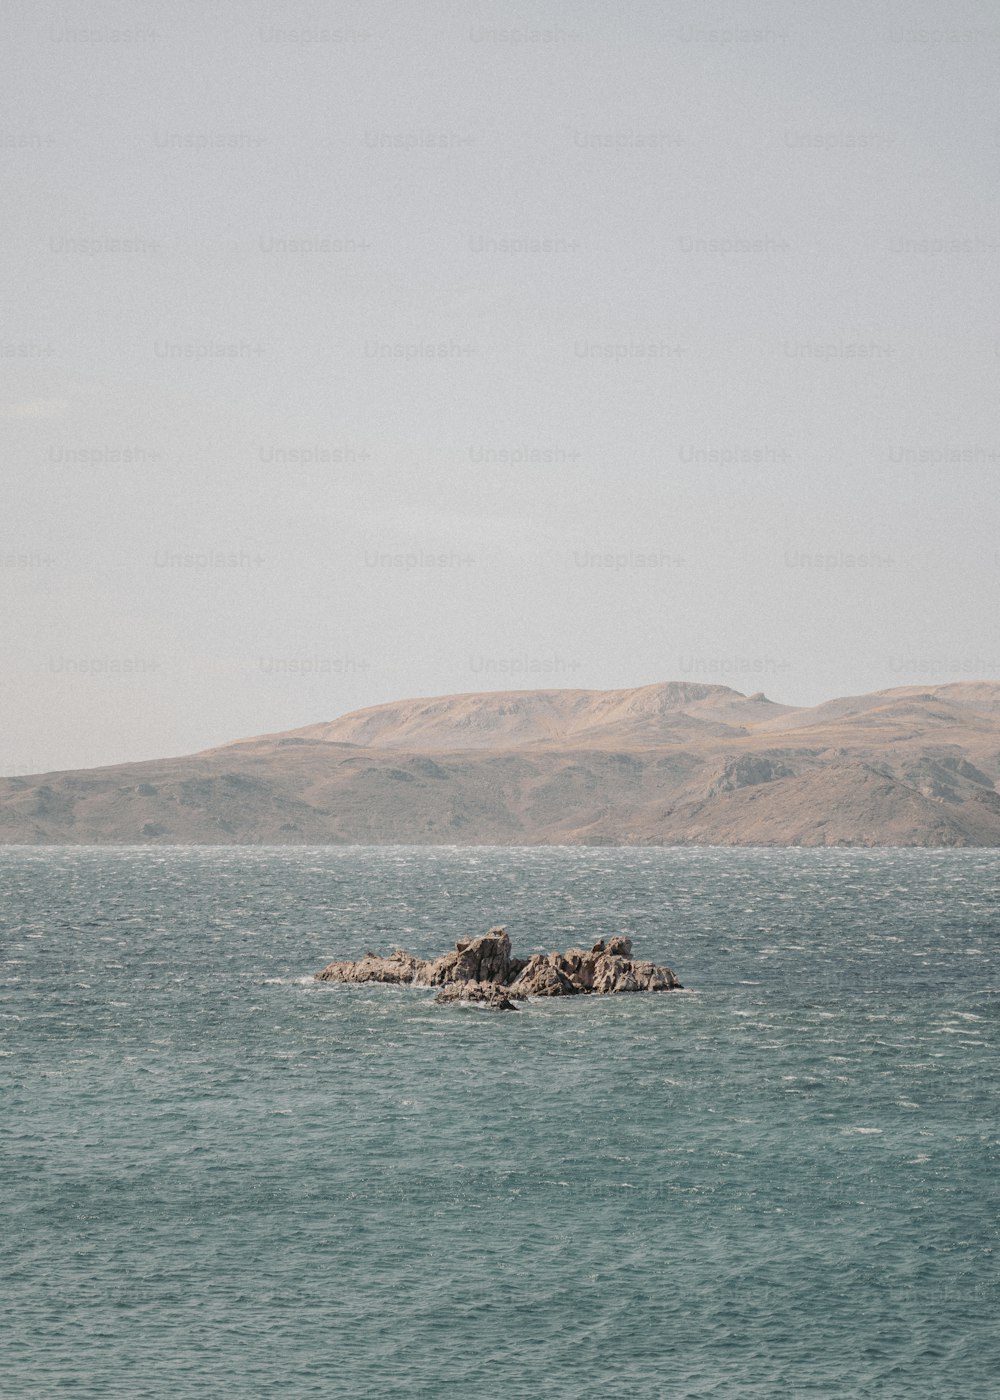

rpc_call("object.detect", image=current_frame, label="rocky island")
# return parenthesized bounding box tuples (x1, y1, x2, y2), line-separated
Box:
(315, 925, 682, 1010)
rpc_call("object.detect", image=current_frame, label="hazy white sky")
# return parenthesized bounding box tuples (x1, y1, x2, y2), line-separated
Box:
(3, 0, 999, 771)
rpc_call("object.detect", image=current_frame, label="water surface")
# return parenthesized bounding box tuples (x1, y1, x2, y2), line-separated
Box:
(2, 847, 997, 1397)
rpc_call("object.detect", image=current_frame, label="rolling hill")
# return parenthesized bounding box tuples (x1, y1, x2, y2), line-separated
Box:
(3, 680, 1000, 846)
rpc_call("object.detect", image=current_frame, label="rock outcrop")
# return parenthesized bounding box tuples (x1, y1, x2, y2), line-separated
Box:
(315, 927, 682, 1008)
(416, 926, 517, 987)
(506, 935, 680, 996)
(432, 981, 522, 1011)
(314, 947, 429, 985)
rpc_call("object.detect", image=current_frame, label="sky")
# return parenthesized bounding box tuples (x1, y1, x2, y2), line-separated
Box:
(3, 0, 999, 772)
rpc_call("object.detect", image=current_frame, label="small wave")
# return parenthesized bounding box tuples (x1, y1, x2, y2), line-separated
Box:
(843, 1126, 883, 1134)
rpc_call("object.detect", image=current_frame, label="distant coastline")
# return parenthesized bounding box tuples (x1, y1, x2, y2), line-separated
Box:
(3, 679, 1000, 848)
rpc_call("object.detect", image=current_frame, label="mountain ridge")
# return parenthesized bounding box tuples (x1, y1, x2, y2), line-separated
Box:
(3, 680, 1000, 846)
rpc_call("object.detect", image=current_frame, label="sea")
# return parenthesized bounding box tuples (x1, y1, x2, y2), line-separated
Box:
(2, 846, 998, 1398)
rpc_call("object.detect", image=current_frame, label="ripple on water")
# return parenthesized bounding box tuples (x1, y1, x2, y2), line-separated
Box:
(0, 845, 997, 1399)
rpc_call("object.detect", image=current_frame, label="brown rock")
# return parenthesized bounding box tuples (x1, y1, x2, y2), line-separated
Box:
(419, 925, 513, 986)
(553, 948, 601, 990)
(432, 980, 522, 1010)
(630, 959, 680, 991)
(589, 950, 680, 993)
(509, 954, 579, 997)
(591, 954, 638, 994)
(315, 948, 428, 985)
(315, 926, 682, 1001)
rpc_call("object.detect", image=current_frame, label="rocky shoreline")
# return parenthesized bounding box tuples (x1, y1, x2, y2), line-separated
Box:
(315, 926, 682, 1010)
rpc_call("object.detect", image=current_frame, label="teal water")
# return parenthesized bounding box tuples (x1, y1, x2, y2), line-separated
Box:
(2, 846, 998, 1398)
